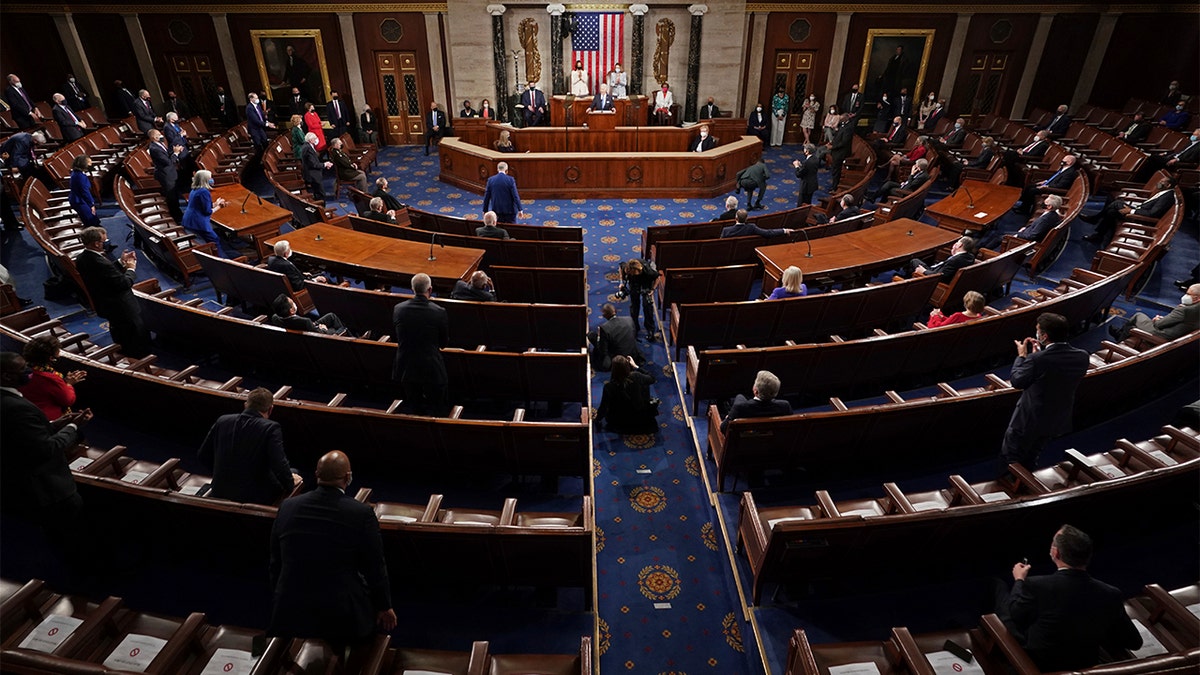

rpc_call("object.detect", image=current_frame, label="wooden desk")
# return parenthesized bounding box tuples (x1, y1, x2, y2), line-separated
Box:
(924, 180, 1022, 233)
(209, 184, 293, 248)
(264, 223, 484, 292)
(551, 95, 648, 126)
(756, 219, 961, 292)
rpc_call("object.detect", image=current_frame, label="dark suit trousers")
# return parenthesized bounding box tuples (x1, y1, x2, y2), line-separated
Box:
(403, 379, 448, 417)
(162, 182, 184, 224)
(1000, 425, 1048, 472)
(627, 291, 657, 334)
(799, 186, 816, 206)
(739, 180, 765, 208)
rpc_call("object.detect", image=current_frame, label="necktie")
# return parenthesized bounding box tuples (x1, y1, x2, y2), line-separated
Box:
(1023, 140, 1038, 153)
(63, 106, 78, 124)
(18, 87, 31, 107)
(432, 112, 437, 126)
(889, 126, 898, 140)
(334, 101, 339, 118)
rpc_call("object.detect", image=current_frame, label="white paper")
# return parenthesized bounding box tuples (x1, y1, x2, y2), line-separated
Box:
(452, 520, 492, 526)
(925, 650, 985, 675)
(1129, 620, 1169, 658)
(911, 502, 944, 512)
(653, 602, 672, 609)
(200, 648, 256, 675)
(979, 492, 1009, 503)
(103, 633, 167, 671)
(828, 663, 881, 675)
(841, 508, 879, 518)
(17, 614, 84, 652)
(68, 458, 93, 471)
(379, 514, 417, 523)
(178, 485, 204, 496)
(1099, 465, 1125, 478)
(973, 211, 989, 219)
(1149, 450, 1178, 466)
(767, 517, 809, 529)
(402, 670, 453, 675)
(121, 470, 150, 485)
(1187, 602, 1200, 618)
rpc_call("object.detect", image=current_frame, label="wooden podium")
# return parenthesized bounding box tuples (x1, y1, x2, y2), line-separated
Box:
(585, 111, 619, 130)
(551, 95, 648, 127)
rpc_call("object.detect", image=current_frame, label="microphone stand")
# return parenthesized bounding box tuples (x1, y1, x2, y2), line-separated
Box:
(799, 226, 813, 257)
(960, 182, 976, 209)
(633, 101, 640, 153)
(427, 231, 439, 261)
(241, 191, 262, 214)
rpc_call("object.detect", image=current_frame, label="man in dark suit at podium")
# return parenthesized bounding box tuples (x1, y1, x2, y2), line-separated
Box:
(589, 84, 615, 112)
(521, 82, 547, 127)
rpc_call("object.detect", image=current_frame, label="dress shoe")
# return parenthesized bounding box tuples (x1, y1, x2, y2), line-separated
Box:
(18, 297, 32, 307)
(1081, 232, 1102, 244)
(1176, 279, 1194, 291)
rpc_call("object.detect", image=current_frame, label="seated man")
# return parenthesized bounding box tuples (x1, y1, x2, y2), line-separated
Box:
(362, 196, 397, 223)
(691, 124, 715, 152)
(1015, 155, 1078, 214)
(1038, 104, 1071, 137)
(1158, 103, 1190, 131)
(977, 195, 1062, 251)
(998, 525, 1141, 671)
(938, 118, 968, 147)
(372, 177, 405, 212)
(269, 293, 346, 335)
(720, 209, 793, 239)
(1109, 283, 1199, 341)
(867, 158, 930, 203)
(451, 270, 496, 301)
(720, 370, 792, 432)
(712, 196, 739, 222)
(1005, 130, 1052, 171)
(1081, 177, 1176, 244)
(900, 236, 975, 281)
(474, 210, 511, 240)
(1138, 129, 1199, 179)
(812, 194, 862, 224)
(197, 387, 303, 505)
(587, 303, 645, 372)
(1116, 112, 1152, 145)
(872, 116, 908, 153)
(329, 137, 369, 193)
(267, 239, 330, 289)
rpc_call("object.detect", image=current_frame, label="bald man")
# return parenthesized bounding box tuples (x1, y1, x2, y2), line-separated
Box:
(268, 451, 396, 648)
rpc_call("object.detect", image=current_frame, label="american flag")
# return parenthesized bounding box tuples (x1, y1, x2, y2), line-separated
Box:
(571, 12, 624, 93)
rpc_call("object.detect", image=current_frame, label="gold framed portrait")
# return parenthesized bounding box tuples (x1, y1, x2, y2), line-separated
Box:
(858, 29, 936, 104)
(250, 29, 332, 104)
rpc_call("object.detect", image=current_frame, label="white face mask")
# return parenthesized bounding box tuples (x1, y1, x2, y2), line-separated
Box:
(616, 67, 621, 72)
(700, 131, 708, 138)
(955, 123, 962, 129)
(929, 95, 934, 100)
(756, 106, 762, 112)
(1183, 294, 1196, 306)
(69, 78, 76, 84)
(809, 96, 815, 101)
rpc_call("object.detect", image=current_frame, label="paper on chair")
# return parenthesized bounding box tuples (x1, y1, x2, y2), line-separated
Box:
(973, 211, 989, 219)
(841, 508, 879, 518)
(979, 492, 1009, 503)
(121, 470, 150, 485)
(1130, 619, 1169, 658)
(200, 648, 256, 675)
(379, 514, 417, 523)
(828, 662, 881, 675)
(68, 457, 93, 471)
(178, 484, 204, 496)
(1149, 450, 1178, 466)
(925, 650, 985, 675)
(1099, 465, 1125, 478)
(910, 502, 944, 512)
(401, 670, 453, 675)
(103, 633, 167, 671)
(767, 517, 809, 529)
(17, 614, 84, 652)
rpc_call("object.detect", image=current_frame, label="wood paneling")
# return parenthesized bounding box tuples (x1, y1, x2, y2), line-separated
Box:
(0, 14, 70, 104)
(138, 13, 227, 117)
(351, 13, 432, 116)
(948, 13, 1039, 119)
(758, 13, 838, 111)
(226, 13, 346, 105)
(1028, 13, 1098, 114)
(74, 14, 141, 116)
(1094, 13, 1200, 109)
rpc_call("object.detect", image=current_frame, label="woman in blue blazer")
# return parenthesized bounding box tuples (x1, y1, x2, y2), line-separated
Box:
(182, 169, 228, 256)
(68, 154, 100, 228)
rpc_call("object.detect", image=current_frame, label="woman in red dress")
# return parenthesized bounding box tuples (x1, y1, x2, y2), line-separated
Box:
(19, 335, 86, 421)
(303, 102, 326, 153)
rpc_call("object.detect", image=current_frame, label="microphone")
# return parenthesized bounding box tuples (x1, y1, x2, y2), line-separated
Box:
(241, 191, 263, 214)
(958, 183, 976, 208)
(798, 226, 813, 257)
(427, 231, 443, 261)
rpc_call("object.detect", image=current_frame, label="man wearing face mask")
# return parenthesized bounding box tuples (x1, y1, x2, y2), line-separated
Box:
(74, 226, 153, 357)
(1081, 177, 1175, 245)
(1109, 284, 1200, 342)
(326, 90, 350, 140)
(1014, 154, 1079, 215)
(746, 102, 769, 146)
(63, 74, 90, 111)
(939, 117, 967, 147)
(1157, 102, 1190, 131)
(699, 96, 720, 120)
(999, 313, 1089, 472)
(840, 83, 863, 119)
(1138, 128, 1199, 180)
(3, 74, 41, 129)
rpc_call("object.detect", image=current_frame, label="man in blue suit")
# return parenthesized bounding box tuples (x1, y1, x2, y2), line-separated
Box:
(999, 313, 1089, 471)
(326, 90, 350, 139)
(482, 162, 523, 225)
(719, 210, 793, 239)
(269, 450, 396, 650)
(589, 84, 615, 112)
(0, 131, 43, 178)
(245, 92, 274, 148)
(521, 82, 547, 127)
(198, 387, 301, 505)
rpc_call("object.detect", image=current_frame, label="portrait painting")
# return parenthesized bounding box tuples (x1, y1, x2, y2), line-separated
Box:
(858, 29, 935, 105)
(250, 29, 331, 105)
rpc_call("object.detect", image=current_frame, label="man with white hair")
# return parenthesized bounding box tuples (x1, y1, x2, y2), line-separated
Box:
(52, 93, 87, 141)
(329, 137, 368, 192)
(4, 74, 42, 129)
(362, 197, 396, 223)
(267, 239, 329, 288)
(0, 130, 44, 178)
(482, 162, 524, 225)
(474, 211, 510, 239)
(301, 132, 332, 203)
(392, 273, 449, 416)
(721, 370, 793, 432)
(372, 177, 404, 211)
(713, 195, 739, 222)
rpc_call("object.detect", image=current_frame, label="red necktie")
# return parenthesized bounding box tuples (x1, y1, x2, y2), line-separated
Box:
(1022, 141, 1037, 153)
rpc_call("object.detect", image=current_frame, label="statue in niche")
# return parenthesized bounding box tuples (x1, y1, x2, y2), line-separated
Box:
(518, 18, 543, 84)
(652, 18, 675, 86)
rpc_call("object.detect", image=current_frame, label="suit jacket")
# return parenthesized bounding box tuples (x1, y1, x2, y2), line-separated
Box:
(133, 97, 157, 132)
(270, 313, 338, 335)
(163, 122, 189, 158)
(1044, 113, 1071, 136)
(197, 410, 293, 505)
(212, 92, 238, 125)
(590, 92, 615, 111)
(1019, 139, 1049, 158)
(69, 169, 95, 213)
(475, 224, 510, 239)
(691, 135, 715, 152)
(736, 162, 770, 190)
(115, 87, 137, 118)
(64, 81, 90, 111)
(0, 389, 81, 515)
(1004, 568, 1141, 671)
(451, 280, 495, 301)
(483, 172, 521, 217)
(53, 104, 84, 141)
(326, 99, 350, 137)
(330, 148, 358, 180)
(1, 133, 34, 171)
(1007, 341, 1090, 438)
(927, 250, 974, 281)
(74, 249, 139, 321)
(795, 155, 820, 192)
(391, 295, 449, 383)
(898, 170, 929, 193)
(1134, 190, 1176, 218)
(372, 188, 403, 212)
(1042, 164, 1079, 191)
(148, 141, 178, 190)
(875, 99, 894, 120)
(699, 103, 721, 120)
(269, 485, 391, 642)
(362, 210, 396, 224)
(246, 102, 269, 145)
(300, 143, 324, 189)
(746, 110, 769, 132)
(721, 222, 785, 239)
(831, 204, 862, 222)
(589, 316, 644, 372)
(3, 84, 36, 128)
(1120, 120, 1152, 145)
(1148, 303, 1200, 340)
(426, 109, 447, 136)
(721, 395, 793, 432)
(840, 91, 862, 115)
(1016, 210, 1061, 243)
(894, 95, 912, 118)
(940, 127, 966, 147)
(713, 208, 739, 222)
(831, 122, 855, 155)
(1172, 141, 1200, 165)
(266, 255, 308, 290)
(883, 123, 908, 145)
(967, 147, 995, 169)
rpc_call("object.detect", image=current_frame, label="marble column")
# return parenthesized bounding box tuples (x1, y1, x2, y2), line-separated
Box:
(123, 14, 164, 102)
(1072, 12, 1120, 110)
(210, 14, 247, 103)
(424, 12, 450, 107)
(487, 5, 511, 123)
(684, 5, 707, 124)
(548, 4, 566, 95)
(823, 12, 852, 110)
(52, 13, 104, 114)
(337, 13, 368, 113)
(629, 4, 648, 97)
(939, 13, 973, 104)
(1009, 14, 1054, 119)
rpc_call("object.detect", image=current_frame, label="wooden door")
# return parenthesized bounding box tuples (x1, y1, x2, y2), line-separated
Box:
(166, 53, 217, 119)
(375, 52, 425, 145)
(770, 51, 815, 144)
(960, 52, 1011, 124)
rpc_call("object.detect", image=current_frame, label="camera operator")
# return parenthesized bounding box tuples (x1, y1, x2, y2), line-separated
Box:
(618, 258, 661, 341)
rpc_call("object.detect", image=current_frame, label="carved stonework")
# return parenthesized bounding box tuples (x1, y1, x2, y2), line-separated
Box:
(492, 14, 510, 123)
(653, 18, 675, 87)
(631, 13, 645, 96)
(518, 18, 542, 84)
(684, 11, 704, 123)
(549, 7, 565, 95)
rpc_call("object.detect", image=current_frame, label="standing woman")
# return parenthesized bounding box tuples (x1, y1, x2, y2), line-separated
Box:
(182, 169, 228, 257)
(770, 86, 790, 147)
(68, 155, 99, 228)
(19, 335, 86, 421)
(303, 102, 326, 153)
(594, 355, 659, 435)
(800, 94, 820, 144)
(359, 104, 378, 145)
(918, 92, 938, 130)
(607, 63, 627, 99)
(570, 60, 589, 96)
(822, 104, 841, 144)
(289, 114, 307, 159)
